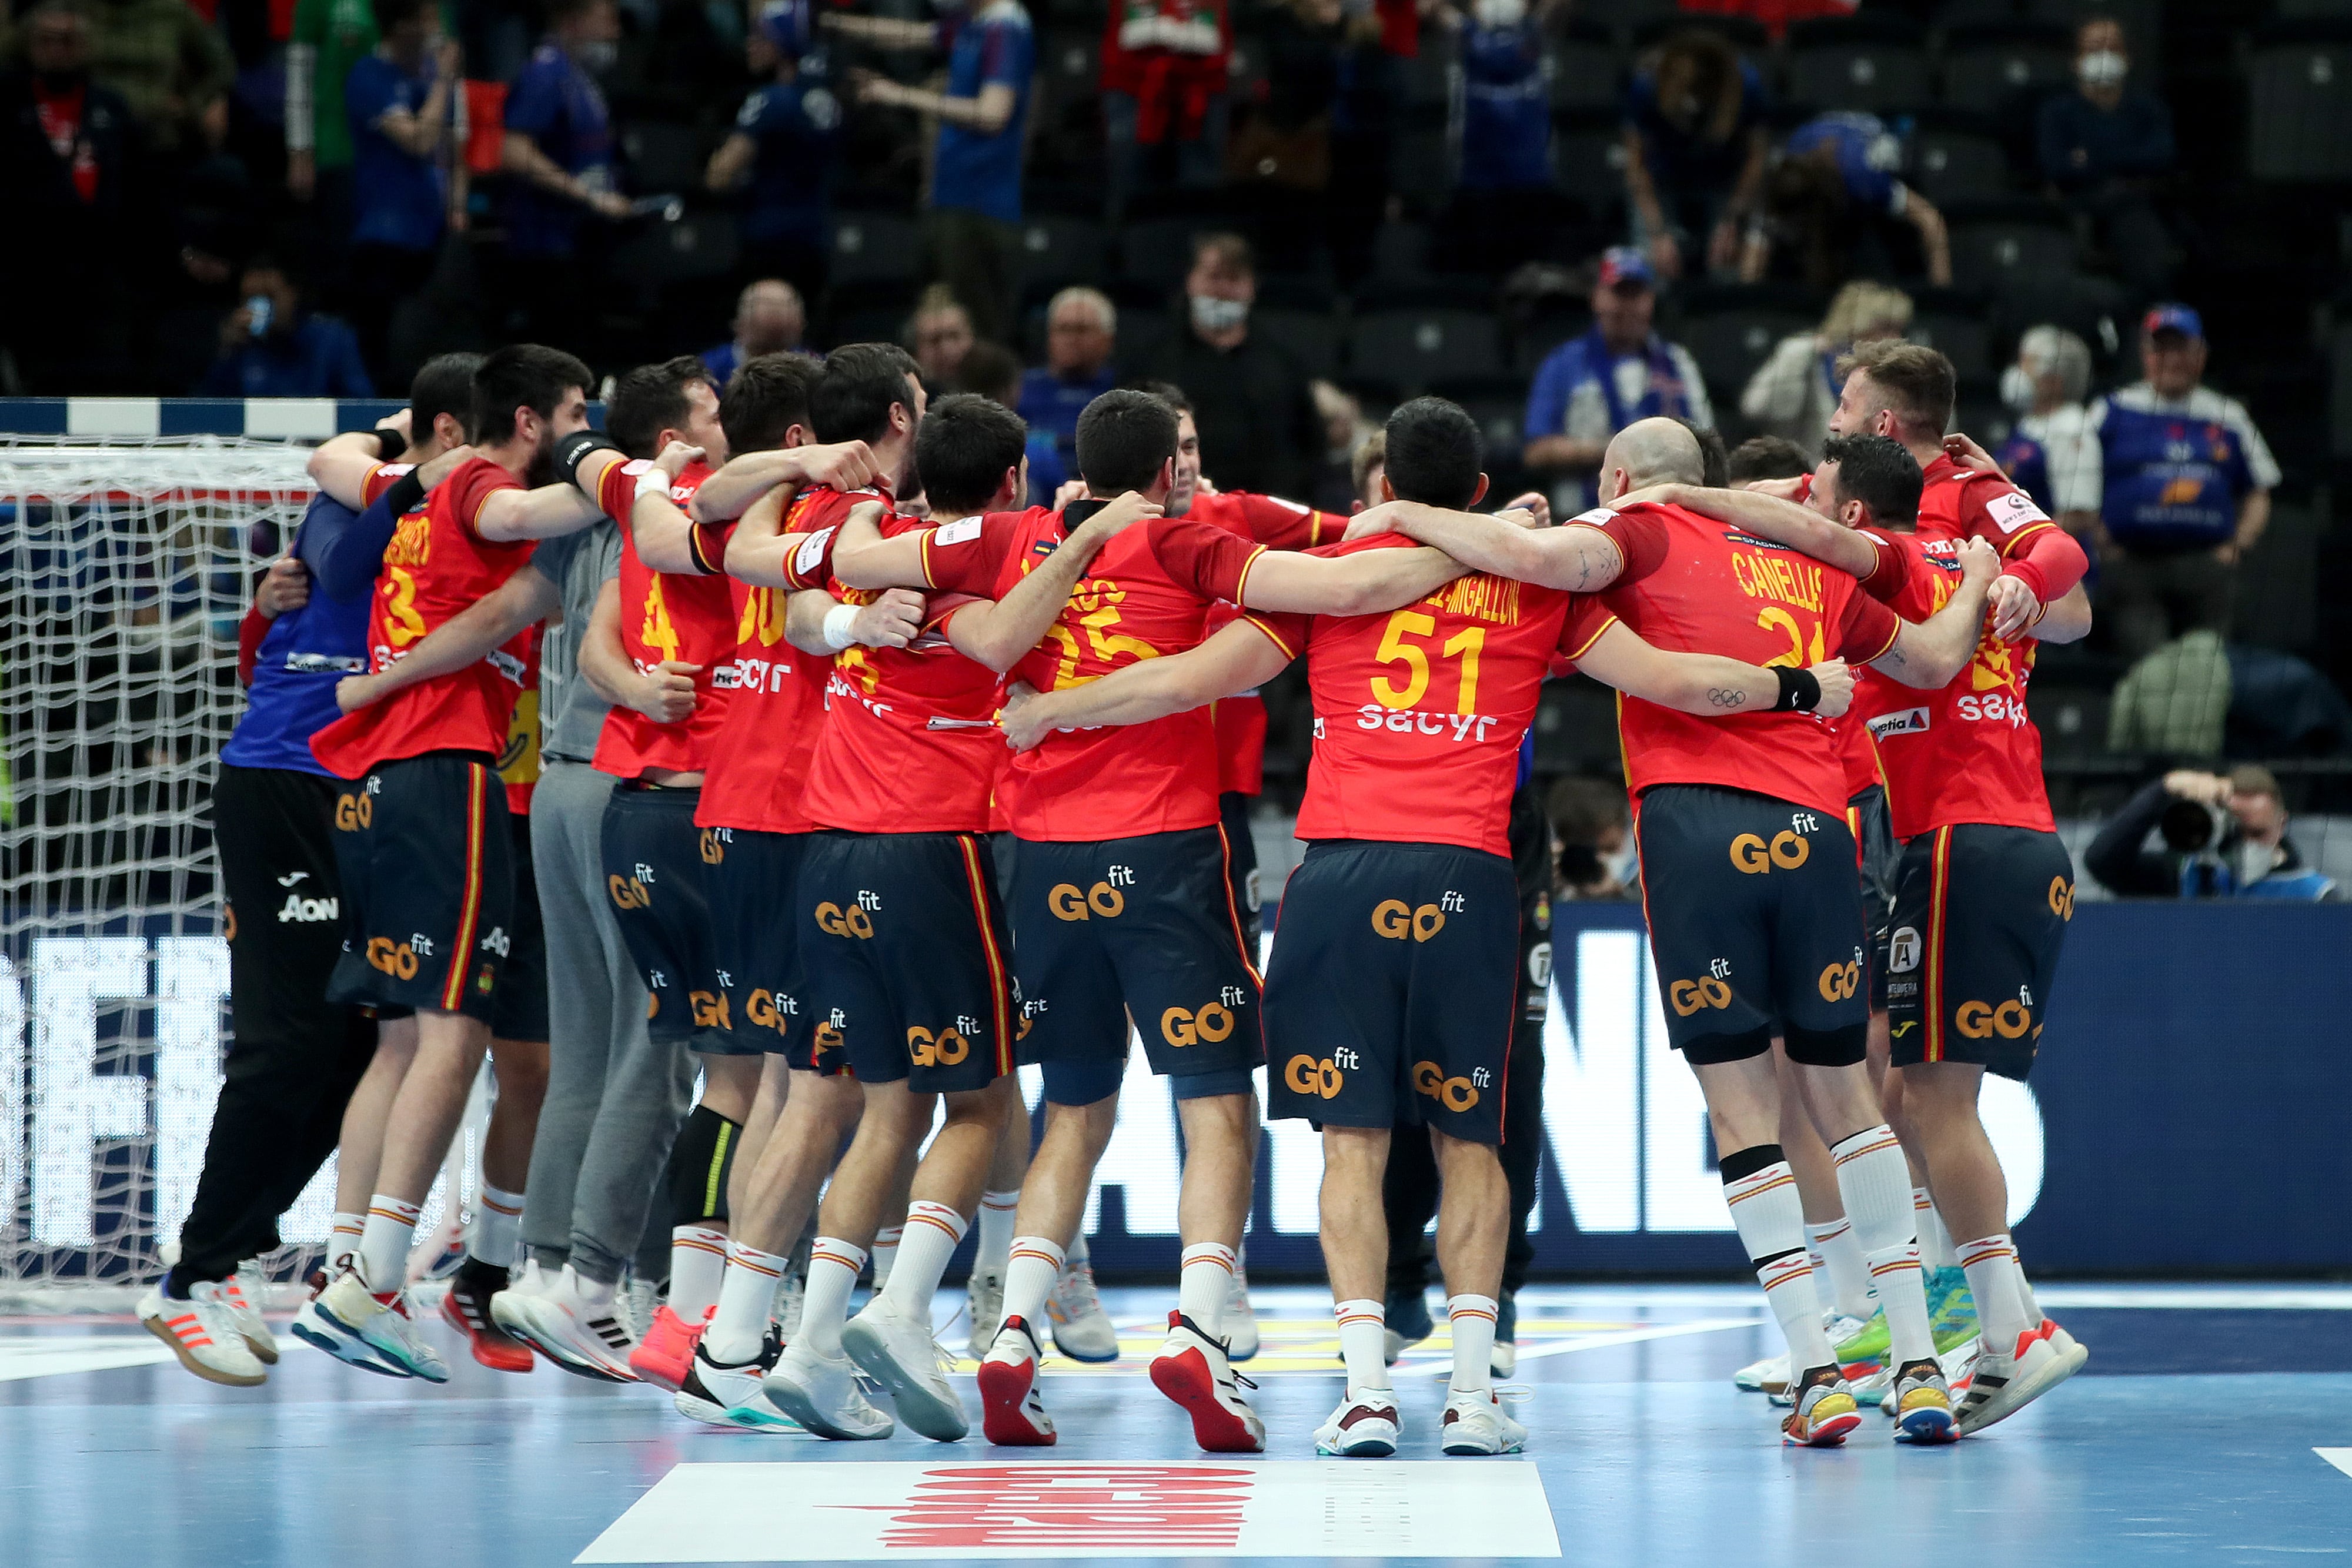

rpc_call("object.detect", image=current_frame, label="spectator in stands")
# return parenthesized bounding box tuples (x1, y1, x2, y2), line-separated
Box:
(1726, 434, 1810, 485)
(1100, 0, 1230, 221)
(908, 286, 978, 387)
(1129, 231, 1323, 497)
(1743, 112, 1950, 290)
(957, 339, 1068, 501)
(2089, 305, 2281, 660)
(701, 280, 807, 385)
(1547, 775, 1636, 900)
(1739, 280, 1912, 457)
(1439, 0, 1554, 269)
(201, 256, 374, 397)
(1015, 286, 1117, 464)
(498, 0, 630, 342)
(286, 0, 378, 217)
(2038, 17, 2174, 301)
(2086, 765, 2337, 901)
(1997, 324, 2102, 531)
(344, 0, 462, 378)
(834, 0, 1035, 344)
(1522, 247, 1713, 509)
(1311, 379, 1372, 512)
(1621, 28, 1768, 283)
(81, 0, 233, 155)
(1, 2, 138, 393)
(706, 0, 840, 305)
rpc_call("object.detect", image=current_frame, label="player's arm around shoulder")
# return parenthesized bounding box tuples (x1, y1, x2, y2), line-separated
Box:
(948, 493, 1161, 673)
(475, 464, 607, 543)
(333, 564, 559, 712)
(1873, 536, 1999, 688)
(1341, 496, 1598, 591)
(1575, 620, 1852, 719)
(1641, 480, 1879, 580)
(999, 618, 1295, 751)
(828, 499, 932, 590)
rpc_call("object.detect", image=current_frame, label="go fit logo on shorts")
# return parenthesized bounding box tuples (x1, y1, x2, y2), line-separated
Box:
(1162, 993, 1240, 1047)
(815, 897, 877, 938)
(1284, 1049, 1353, 1098)
(1671, 961, 1733, 1017)
(908, 1025, 971, 1065)
(1729, 813, 1822, 874)
(1956, 990, 2035, 1039)
(333, 792, 374, 830)
(1413, 1060, 1481, 1111)
(1049, 866, 1135, 921)
(365, 935, 420, 979)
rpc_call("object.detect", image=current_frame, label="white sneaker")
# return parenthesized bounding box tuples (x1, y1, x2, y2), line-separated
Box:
(487, 1258, 550, 1345)
(773, 1268, 806, 1343)
(405, 1210, 467, 1285)
(1149, 1311, 1265, 1453)
(1735, 1351, 1790, 1394)
(221, 1261, 279, 1365)
(1955, 1329, 2076, 1436)
(619, 1276, 662, 1344)
(966, 1268, 1005, 1362)
(1440, 1388, 1527, 1455)
(1315, 1389, 1401, 1457)
(1047, 1258, 1119, 1363)
(842, 1297, 969, 1442)
(501, 1264, 639, 1382)
(1224, 1257, 1259, 1362)
(675, 1331, 800, 1432)
(139, 1281, 268, 1387)
(292, 1268, 449, 1382)
(764, 1336, 895, 1440)
(975, 1315, 1056, 1446)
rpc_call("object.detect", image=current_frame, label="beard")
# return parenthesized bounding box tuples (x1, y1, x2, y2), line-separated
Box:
(522, 424, 560, 489)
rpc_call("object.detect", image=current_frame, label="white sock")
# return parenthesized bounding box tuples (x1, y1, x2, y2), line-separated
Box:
(359, 1195, 420, 1294)
(329, 1211, 365, 1273)
(469, 1182, 524, 1270)
(1002, 1236, 1064, 1338)
(2014, 1243, 2045, 1324)
(1804, 1218, 1875, 1320)
(1177, 1242, 1236, 1338)
(1723, 1156, 1832, 1370)
(801, 1238, 866, 1358)
(1335, 1298, 1389, 1393)
(1956, 1234, 2036, 1355)
(869, 1225, 903, 1288)
(706, 1243, 788, 1364)
(1915, 1187, 1957, 1269)
(880, 1201, 967, 1316)
(975, 1189, 1020, 1276)
(1447, 1294, 1498, 1393)
(1829, 1125, 1934, 1365)
(669, 1226, 730, 1322)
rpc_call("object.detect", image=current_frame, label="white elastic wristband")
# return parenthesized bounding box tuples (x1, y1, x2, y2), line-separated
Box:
(822, 604, 861, 651)
(635, 469, 674, 504)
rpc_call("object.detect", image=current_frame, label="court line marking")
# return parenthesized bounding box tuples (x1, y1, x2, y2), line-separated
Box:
(0, 1337, 175, 1382)
(1392, 1317, 1760, 1376)
(2313, 1449, 2352, 1480)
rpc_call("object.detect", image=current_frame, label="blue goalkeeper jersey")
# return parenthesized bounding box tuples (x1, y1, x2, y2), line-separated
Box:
(219, 492, 386, 775)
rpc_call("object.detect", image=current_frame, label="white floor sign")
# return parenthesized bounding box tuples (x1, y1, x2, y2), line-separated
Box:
(577, 1460, 1562, 1562)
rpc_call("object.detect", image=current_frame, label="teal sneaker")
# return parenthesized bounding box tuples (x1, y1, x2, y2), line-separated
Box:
(1927, 1266, 1979, 1353)
(1834, 1309, 1889, 1376)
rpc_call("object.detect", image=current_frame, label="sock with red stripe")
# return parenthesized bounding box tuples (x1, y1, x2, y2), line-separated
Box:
(1177, 1242, 1236, 1339)
(705, 1242, 789, 1364)
(1722, 1144, 1833, 1371)
(1915, 1187, 1958, 1269)
(1804, 1218, 1876, 1321)
(1829, 1124, 1935, 1366)
(1335, 1299, 1389, 1393)
(1956, 1233, 2036, 1355)
(1446, 1295, 1498, 1393)
(869, 1225, 903, 1289)
(329, 1211, 365, 1275)
(1001, 1235, 1064, 1340)
(669, 1225, 730, 1323)
(469, 1182, 524, 1271)
(975, 1189, 1020, 1276)
(879, 1201, 967, 1316)
(801, 1238, 866, 1358)
(358, 1195, 421, 1295)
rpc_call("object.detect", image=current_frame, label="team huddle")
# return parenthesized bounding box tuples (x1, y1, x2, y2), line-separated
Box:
(141, 331, 2095, 1458)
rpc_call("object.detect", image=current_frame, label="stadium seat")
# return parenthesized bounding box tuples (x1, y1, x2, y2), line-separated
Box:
(828, 213, 920, 288)
(1252, 307, 1346, 381)
(1430, 373, 1532, 467)
(1512, 302, 1592, 376)
(619, 121, 703, 196)
(609, 211, 737, 289)
(1118, 216, 1218, 291)
(1677, 285, 1815, 409)
(1580, 0, 1679, 42)
(1533, 678, 1625, 771)
(2027, 681, 2113, 764)
(1226, 28, 1272, 101)
(1348, 302, 1506, 396)
(1945, 199, 2079, 293)
(1016, 216, 1109, 295)
(1401, 30, 1457, 109)
(1552, 116, 1633, 215)
(1371, 221, 1435, 285)
(2277, 0, 2352, 18)
(2234, 503, 2324, 652)
(1907, 120, 2015, 203)
(1391, 113, 1458, 208)
(1040, 29, 1101, 102)
(1939, 21, 2074, 116)
(1633, 13, 1769, 54)
(2247, 21, 2352, 182)
(1908, 305, 1995, 386)
(2331, 318, 2352, 461)
(1785, 16, 1935, 114)
(2027, 0, 2162, 66)
(1549, 22, 1626, 115)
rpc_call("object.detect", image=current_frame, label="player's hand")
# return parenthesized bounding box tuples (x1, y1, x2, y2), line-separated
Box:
(1491, 507, 1538, 530)
(1942, 431, 2000, 473)
(256, 556, 310, 618)
(1194, 472, 1221, 497)
(335, 673, 382, 713)
(1499, 491, 1551, 527)
(850, 588, 924, 649)
(1806, 658, 1853, 719)
(651, 440, 704, 482)
(1073, 489, 1161, 542)
(1051, 477, 1090, 511)
(1956, 536, 1999, 586)
(998, 681, 1056, 751)
(792, 440, 881, 494)
(418, 443, 474, 486)
(1344, 499, 1416, 541)
(2163, 768, 2229, 805)
(637, 660, 700, 723)
(1985, 573, 2042, 641)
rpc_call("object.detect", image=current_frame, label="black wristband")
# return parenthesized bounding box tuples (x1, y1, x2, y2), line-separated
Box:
(556, 429, 623, 492)
(1772, 665, 1822, 713)
(382, 469, 426, 520)
(374, 426, 406, 461)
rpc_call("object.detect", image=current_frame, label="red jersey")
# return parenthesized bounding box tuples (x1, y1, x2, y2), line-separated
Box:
(310, 456, 536, 778)
(693, 483, 884, 835)
(1853, 530, 2056, 839)
(790, 513, 1005, 835)
(590, 460, 736, 779)
(499, 624, 543, 814)
(1833, 711, 1885, 802)
(1187, 490, 1336, 795)
(1913, 453, 2056, 559)
(1581, 502, 1903, 820)
(1251, 536, 1612, 857)
(917, 503, 1278, 841)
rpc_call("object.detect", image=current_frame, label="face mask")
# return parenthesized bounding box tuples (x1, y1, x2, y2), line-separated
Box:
(1602, 842, 1639, 888)
(1473, 0, 1525, 26)
(1190, 294, 1248, 334)
(2077, 49, 2126, 88)
(2000, 362, 2035, 414)
(578, 38, 617, 74)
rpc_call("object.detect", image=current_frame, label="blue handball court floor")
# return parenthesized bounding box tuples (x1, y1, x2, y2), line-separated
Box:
(4, 1282, 2348, 1567)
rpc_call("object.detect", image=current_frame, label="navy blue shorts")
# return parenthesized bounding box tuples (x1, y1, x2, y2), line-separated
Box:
(1885, 824, 2073, 1081)
(1849, 783, 1897, 1012)
(326, 752, 513, 1024)
(704, 824, 823, 1068)
(492, 814, 547, 1042)
(602, 783, 740, 1053)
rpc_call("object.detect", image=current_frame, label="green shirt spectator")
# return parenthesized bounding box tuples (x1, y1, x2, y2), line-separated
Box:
(81, 0, 233, 154)
(286, 0, 379, 192)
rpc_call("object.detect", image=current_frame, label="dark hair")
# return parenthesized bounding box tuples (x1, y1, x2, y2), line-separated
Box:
(1546, 774, 1629, 842)
(1819, 432, 1922, 525)
(954, 340, 1023, 405)
(1651, 29, 1745, 143)
(1130, 378, 1192, 414)
(469, 343, 593, 446)
(370, 0, 432, 32)
(1075, 388, 1179, 492)
(1836, 340, 1956, 442)
(1190, 232, 1252, 275)
(1381, 396, 1484, 510)
(721, 352, 820, 454)
(408, 352, 483, 440)
(1684, 418, 1729, 489)
(1726, 434, 1813, 484)
(811, 342, 921, 446)
(606, 355, 715, 460)
(916, 394, 1028, 517)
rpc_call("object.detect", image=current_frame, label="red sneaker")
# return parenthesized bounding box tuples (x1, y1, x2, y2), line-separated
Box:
(627, 1303, 709, 1391)
(1148, 1311, 1265, 1453)
(442, 1263, 534, 1373)
(976, 1316, 1057, 1446)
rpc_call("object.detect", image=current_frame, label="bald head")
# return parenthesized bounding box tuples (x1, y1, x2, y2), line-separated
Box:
(1599, 417, 1706, 501)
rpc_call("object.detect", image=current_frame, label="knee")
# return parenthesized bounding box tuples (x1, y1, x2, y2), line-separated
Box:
(491, 1044, 550, 1104)
(1428, 1128, 1502, 1180)
(1322, 1125, 1390, 1179)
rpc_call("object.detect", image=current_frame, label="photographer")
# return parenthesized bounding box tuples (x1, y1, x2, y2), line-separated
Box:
(2085, 765, 2337, 900)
